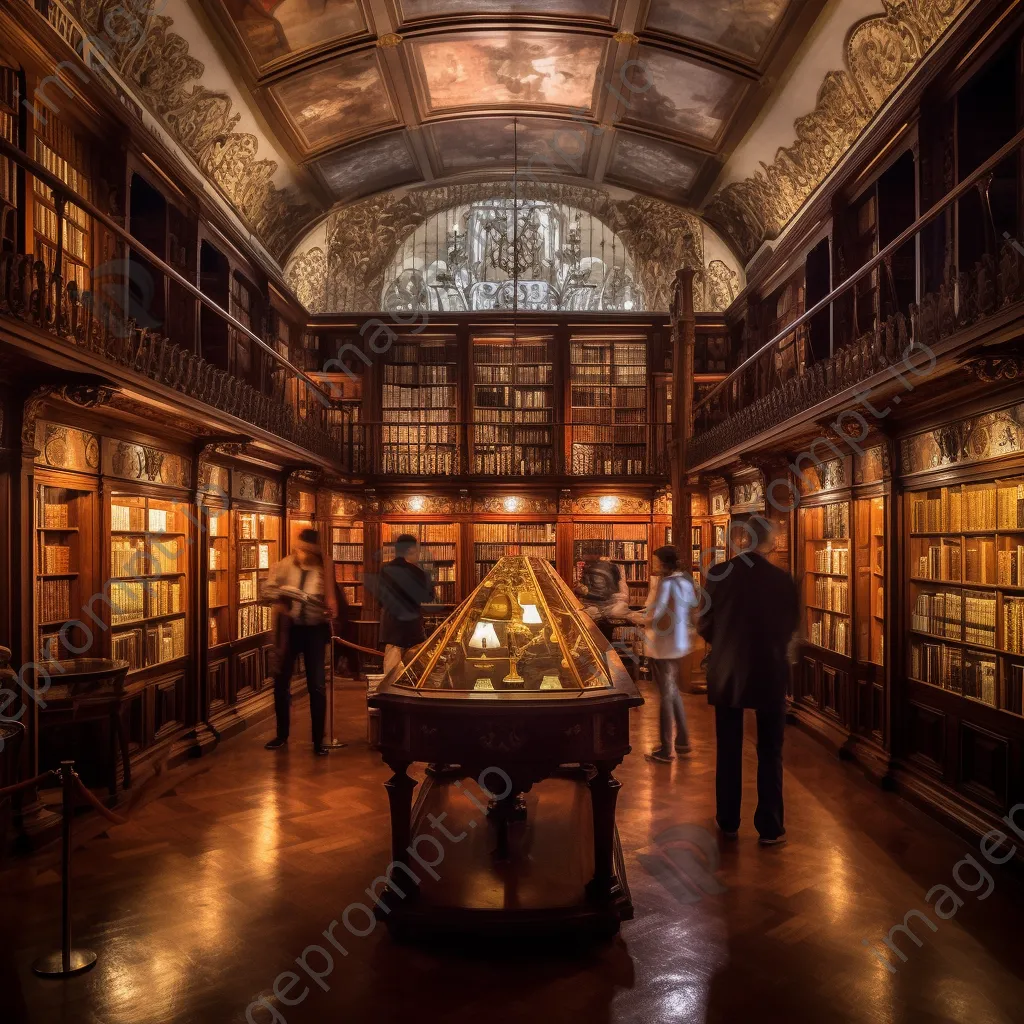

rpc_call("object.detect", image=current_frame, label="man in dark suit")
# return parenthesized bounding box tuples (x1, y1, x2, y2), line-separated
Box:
(378, 534, 434, 675)
(698, 515, 799, 845)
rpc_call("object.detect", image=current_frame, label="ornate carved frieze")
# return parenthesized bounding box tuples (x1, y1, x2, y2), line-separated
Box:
(704, 0, 969, 259)
(103, 438, 191, 487)
(198, 460, 230, 497)
(731, 474, 765, 510)
(378, 494, 469, 515)
(570, 495, 651, 515)
(472, 495, 558, 515)
(323, 492, 363, 519)
(854, 445, 885, 485)
(901, 403, 1024, 476)
(234, 471, 283, 504)
(33, 421, 101, 472)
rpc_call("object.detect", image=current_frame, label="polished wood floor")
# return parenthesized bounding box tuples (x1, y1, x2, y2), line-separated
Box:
(3, 684, 1023, 1024)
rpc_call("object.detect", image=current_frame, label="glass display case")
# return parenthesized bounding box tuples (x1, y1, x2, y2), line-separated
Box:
(395, 555, 614, 693)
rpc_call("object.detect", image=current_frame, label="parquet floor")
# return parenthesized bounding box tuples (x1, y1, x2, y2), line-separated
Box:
(2, 684, 1023, 1024)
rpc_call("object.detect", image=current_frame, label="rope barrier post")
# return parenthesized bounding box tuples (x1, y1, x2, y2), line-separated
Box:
(323, 638, 347, 750)
(32, 761, 97, 978)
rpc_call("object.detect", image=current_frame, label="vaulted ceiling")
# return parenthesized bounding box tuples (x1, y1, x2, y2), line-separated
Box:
(202, 0, 825, 217)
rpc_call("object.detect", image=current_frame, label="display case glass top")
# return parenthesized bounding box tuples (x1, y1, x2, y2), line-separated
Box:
(394, 556, 616, 693)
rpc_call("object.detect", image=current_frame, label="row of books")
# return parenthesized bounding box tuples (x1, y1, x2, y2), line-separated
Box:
(37, 578, 70, 623)
(381, 424, 458, 441)
(476, 386, 551, 409)
(571, 408, 648, 427)
(475, 425, 552, 443)
(997, 546, 1024, 587)
(911, 641, 997, 706)
(576, 525, 647, 542)
(435, 565, 456, 582)
(339, 585, 359, 605)
(1005, 598, 1024, 655)
(112, 505, 177, 533)
(474, 452, 554, 476)
(34, 203, 89, 261)
(209, 546, 228, 570)
(109, 580, 183, 623)
(571, 453, 648, 476)
(474, 342, 551, 364)
(474, 524, 556, 543)
(383, 360, 453, 382)
(238, 604, 272, 639)
(475, 409, 553, 425)
(382, 386, 456, 409)
(813, 577, 849, 613)
(431, 582, 456, 605)
(39, 544, 70, 573)
(570, 343, 645, 364)
(996, 485, 1024, 529)
(238, 573, 259, 603)
(912, 591, 963, 640)
(965, 593, 997, 647)
(809, 611, 849, 656)
(112, 618, 186, 672)
(474, 542, 556, 561)
(239, 543, 272, 571)
(333, 544, 363, 562)
(208, 580, 226, 607)
(380, 453, 458, 474)
(570, 386, 645, 407)
(812, 544, 849, 574)
(384, 524, 458, 543)
(335, 563, 363, 584)
(41, 501, 70, 529)
(964, 541, 996, 584)
(617, 562, 650, 582)
(477, 367, 554, 386)
(916, 543, 962, 581)
(239, 515, 278, 541)
(911, 489, 963, 533)
(111, 537, 182, 577)
(573, 542, 647, 562)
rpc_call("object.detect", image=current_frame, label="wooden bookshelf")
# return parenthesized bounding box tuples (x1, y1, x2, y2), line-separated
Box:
(236, 511, 279, 640)
(381, 522, 458, 627)
(0, 64, 17, 248)
(855, 496, 885, 666)
(32, 114, 91, 292)
(799, 501, 851, 657)
(36, 485, 93, 662)
(572, 522, 649, 610)
(207, 509, 230, 649)
(109, 494, 188, 673)
(472, 337, 554, 475)
(908, 480, 1024, 715)
(381, 339, 459, 475)
(569, 338, 647, 475)
(473, 522, 556, 583)
(333, 522, 365, 607)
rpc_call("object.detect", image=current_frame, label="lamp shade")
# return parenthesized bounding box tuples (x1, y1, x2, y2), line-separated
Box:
(469, 621, 500, 650)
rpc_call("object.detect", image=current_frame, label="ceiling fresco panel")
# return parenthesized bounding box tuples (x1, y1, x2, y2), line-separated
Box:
(643, 0, 790, 62)
(427, 116, 593, 176)
(314, 131, 423, 201)
(410, 30, 606, 115)
(624, 46, 744, 144)
(396, 0, 617, 24)
(604, 131, 702, 201)
(269, 49, 397, 151)
(223, 0, 367, 70)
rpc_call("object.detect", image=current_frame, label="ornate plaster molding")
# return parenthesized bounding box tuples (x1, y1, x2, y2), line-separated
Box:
(704, 0, 968, 261)
(77, 0, 318, 259)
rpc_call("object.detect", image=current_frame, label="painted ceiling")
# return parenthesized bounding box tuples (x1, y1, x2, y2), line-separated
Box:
(62, 0, 970, 275)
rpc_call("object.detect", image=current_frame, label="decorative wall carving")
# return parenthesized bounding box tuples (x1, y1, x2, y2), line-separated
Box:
(901, 403, 1024, 476)
(198, 461, 230, 496)
(472, 496, 558, 515)
(234, 472, 283, 504)
(731, 475, 764, 509)
(704, 0, 968, 260)
(377, 494, 470, 515)
(325, 492, 363, 518)
(103, 438, 192, 486)
(798, 456, 845, 495)
(570, 496, 651, 515)
(710, 486, 729, 515)
(287, 180, 744, 313)
(854, 446, 885, 485)
(33, 422, 101, 472)
(72, 0, 317, 258)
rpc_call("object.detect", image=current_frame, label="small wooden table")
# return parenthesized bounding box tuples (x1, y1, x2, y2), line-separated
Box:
(38, 659, 131, 796)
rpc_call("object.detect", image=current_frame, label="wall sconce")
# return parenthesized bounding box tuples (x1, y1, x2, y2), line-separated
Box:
(599, 495, 620, 513)
(408, 495, 426, 512)
(502, 495, 521, 513)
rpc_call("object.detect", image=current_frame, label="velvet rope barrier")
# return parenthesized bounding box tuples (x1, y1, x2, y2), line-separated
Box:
(0, 769, 57, 799)
(70, 772, 129, 826)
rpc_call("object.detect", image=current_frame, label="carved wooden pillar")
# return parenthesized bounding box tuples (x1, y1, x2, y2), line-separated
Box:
(670, 268, 695, 555)
(383, 759, 419, 891)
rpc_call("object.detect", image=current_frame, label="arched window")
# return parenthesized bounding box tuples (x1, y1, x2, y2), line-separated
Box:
(381, 196, 642, 313)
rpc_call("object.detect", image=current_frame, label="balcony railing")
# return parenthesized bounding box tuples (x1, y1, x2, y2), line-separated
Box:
(331, 421, 672, 477)
(689, 125, 1024, 470)
(0, 137, 338, 462)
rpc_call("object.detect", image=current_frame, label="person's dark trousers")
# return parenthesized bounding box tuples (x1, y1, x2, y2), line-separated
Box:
(652, 657, 689, 752)
(714, 703, 786, 839)
(274, 622, 330, 747)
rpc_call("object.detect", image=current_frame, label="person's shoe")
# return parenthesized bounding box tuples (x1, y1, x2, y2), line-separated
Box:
(716, 820, 739, 840)
(759, 832, 787, 847)
(645, 749, 674, 764)
(674, 743, 692, 756)
(313, 745, 330, 757)
(265, 737, 287, 750)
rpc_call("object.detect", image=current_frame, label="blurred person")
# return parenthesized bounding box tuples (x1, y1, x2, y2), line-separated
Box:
(576, 548, 632, 641)
(698, 516, 799, 845)
(262, 528, 337, 755)
(379, 534, 434, 675)
(637, 546, 698, 764)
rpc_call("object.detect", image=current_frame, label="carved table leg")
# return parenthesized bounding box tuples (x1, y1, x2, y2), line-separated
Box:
(383, 761, 418, 896)
(585, 760, 623, 904)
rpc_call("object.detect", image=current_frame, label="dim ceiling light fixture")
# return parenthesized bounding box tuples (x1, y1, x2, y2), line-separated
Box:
(408, 495, 427, 512)
(502, 495, 521, 513)
(599, 496, 620, 513)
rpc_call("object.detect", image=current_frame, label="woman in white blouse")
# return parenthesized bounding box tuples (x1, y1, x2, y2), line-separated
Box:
(638, 545, 698, 763)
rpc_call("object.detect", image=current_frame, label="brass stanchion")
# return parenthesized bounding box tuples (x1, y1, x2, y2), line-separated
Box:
(322, 638, 348, 750)
(32, 761, 97, 978)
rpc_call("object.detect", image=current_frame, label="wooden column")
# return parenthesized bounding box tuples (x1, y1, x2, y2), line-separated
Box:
(670, 268, 696, 556)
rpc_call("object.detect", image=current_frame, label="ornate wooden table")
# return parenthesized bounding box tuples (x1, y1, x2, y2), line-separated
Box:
(369, 556, 643, 939)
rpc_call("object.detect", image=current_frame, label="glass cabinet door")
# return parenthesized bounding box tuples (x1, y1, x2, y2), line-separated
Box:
(855, 496, 885, 666)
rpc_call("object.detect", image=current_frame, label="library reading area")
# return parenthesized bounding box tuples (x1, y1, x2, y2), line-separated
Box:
(1, 1, 1024, 1022)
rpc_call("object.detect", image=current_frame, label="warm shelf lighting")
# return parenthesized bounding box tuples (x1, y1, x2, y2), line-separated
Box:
(502, 496, 521, 513)
(599, 496, 620, 513)
(408, 495, 426, 512)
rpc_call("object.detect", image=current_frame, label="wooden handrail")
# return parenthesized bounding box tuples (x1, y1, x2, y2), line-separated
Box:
(694, 123, 1024, 414)
(0, 136, 330, 407)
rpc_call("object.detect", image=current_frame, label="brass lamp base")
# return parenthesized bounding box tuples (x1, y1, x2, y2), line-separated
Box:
(32, 949, 97, 978)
